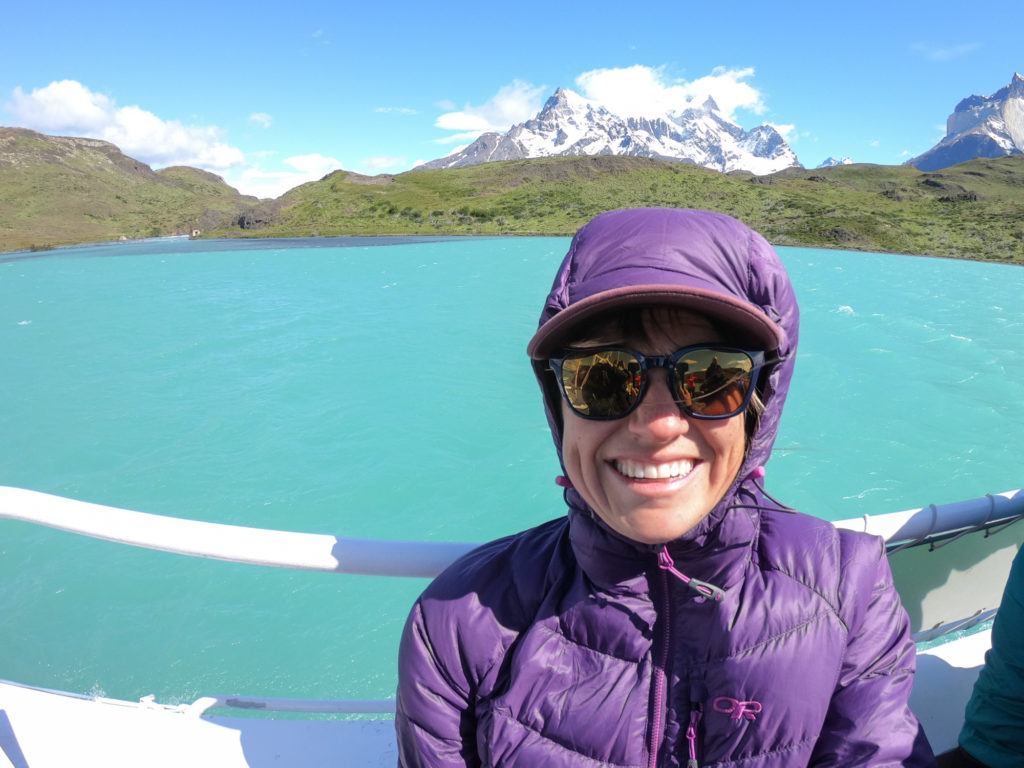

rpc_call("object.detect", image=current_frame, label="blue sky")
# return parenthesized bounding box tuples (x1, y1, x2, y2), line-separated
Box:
(2, 0, 1021, 198)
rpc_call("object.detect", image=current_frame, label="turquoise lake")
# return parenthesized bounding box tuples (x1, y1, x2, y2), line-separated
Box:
(1, 236, 1022, 704)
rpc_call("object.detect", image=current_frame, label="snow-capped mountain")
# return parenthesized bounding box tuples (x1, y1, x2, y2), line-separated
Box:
(419, 88, 800, 175)
(817, 156, 853, 168)
(909, 73, 1024, 172)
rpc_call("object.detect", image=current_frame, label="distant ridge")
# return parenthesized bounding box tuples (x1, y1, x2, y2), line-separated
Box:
(4, 129, 1024, 263)
(418, 87, 799, 175)
(909, 73, 1024, 171)
(0, 127, 263, 251)
(253, 154, 1024, 263)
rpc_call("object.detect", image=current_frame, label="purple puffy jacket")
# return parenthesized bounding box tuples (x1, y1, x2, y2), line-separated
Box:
(396, 209, 936, 767)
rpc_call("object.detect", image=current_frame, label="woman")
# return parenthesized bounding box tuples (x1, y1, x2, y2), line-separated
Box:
(396, 208, 935, 767)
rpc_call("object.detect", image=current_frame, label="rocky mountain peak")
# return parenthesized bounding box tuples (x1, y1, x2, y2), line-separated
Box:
(545, 87, 570, 107)
(910, 73, 1024, 172)
(701, 96, 720, 113)
(418, 86, 799, 174)
(541, 87, 590, 114)
(1008, 73, 1024, 97)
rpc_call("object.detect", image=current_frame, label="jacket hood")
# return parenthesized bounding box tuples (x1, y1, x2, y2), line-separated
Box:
(530, 208, 799, 540)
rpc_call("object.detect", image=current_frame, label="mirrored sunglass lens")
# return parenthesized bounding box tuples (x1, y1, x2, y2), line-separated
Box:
(560, 350, 642, 417)
(674, 349, 753, 416)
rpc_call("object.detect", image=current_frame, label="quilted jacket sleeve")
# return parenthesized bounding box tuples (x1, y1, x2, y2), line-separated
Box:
(395, 598, 479, 768)
(809, 532, 936, 767)
(958, 546, 1024, 767)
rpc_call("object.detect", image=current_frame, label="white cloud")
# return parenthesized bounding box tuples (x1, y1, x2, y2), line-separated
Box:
(224, 152, 343, 199)
(375, 106, 417, 115)
(911, 42, 980, 62)
(900, 149, 912, 157)
(8, 79, 244, 170)
(433, 143, 468, 158)
(434, 80, 547, 142)
(8, 79, 113, 131)
(282, 153, 342, 175)
(433, 130, 491, 145)
(435, 113, 493, 132)
(249, 112, 272, 128)
(868, 139, 880, 147)
(355, 155, 408, 173)
(575, 64, 765, 121)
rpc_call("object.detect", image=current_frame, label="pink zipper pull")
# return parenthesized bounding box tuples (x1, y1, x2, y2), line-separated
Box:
(657, 545, 726, 602)
(686, 707, 702, 768)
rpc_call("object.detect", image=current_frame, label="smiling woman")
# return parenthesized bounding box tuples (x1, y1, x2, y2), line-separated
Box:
(396, 208, 937, 767)
(555, 309, 753, 546)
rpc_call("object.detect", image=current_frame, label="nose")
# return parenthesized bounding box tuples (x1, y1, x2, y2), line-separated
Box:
(627, 369, 690, 441)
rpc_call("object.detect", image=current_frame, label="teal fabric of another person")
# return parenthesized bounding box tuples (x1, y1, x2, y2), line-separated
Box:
(959, 545, 1024, 767)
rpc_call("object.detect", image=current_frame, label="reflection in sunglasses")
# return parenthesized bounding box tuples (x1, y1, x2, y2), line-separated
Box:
(555, 347, 758, 420)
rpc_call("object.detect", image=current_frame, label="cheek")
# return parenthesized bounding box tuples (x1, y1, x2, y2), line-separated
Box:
(560, 405, 610, 487)
(560, 404, 588, 466)
(707, 418, 748, 476)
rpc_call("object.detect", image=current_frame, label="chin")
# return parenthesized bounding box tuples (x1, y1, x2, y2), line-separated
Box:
(617, 510, 705, 545)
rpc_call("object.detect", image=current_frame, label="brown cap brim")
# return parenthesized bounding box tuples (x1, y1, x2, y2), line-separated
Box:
(527, 284, 784, 359)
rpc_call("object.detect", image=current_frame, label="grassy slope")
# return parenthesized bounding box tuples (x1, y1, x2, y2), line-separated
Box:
(216, 155, 1024, 263)
(0, 128, 257, 252)
(4, 128, 1022, 262)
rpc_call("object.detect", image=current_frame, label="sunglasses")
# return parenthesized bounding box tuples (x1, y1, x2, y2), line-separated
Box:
(548, 344, 768, 421)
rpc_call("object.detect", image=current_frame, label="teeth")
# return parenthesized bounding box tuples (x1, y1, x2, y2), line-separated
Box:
(615, 459, 694, 480)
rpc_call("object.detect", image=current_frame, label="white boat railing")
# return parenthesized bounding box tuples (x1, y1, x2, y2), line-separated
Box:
(835, 489, 1024, 549)
(0, 486, 474, 578)
(1, 485, 1021, 746)
(185, 694, 396, 716)
(1, 485, 1021, 578)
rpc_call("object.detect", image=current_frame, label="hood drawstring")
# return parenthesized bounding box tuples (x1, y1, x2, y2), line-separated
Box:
(657, 546, 726, 602)
(736, 464, 797, 514)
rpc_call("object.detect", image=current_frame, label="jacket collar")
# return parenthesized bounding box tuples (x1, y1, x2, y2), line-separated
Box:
(567, 482, 759, 597)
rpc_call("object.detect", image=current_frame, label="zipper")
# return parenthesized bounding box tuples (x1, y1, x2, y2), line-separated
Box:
(649, 548, 719, 768)
(685, 694, 704, 768)
(646, 565, 670, 768)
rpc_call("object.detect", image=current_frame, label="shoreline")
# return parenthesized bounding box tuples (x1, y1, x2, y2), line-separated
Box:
(4, 231, 1021, 267)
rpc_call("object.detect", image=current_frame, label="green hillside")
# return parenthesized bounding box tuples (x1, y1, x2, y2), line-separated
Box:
(220, 155, 1024, 263)
(0, 128, 260, 252)
(3, 127, 1023, 262)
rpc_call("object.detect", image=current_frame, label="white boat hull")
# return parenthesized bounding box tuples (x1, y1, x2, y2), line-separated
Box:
(0, 628, 988, 766)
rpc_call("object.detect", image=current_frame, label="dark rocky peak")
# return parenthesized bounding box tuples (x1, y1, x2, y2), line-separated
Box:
(626, 115, 674, 134)
(548, 87, 570, 102)
(954, 94, 988, 113)
(744, 124, 786, 153)
(542, 88, 576, 113)
(962, 73, 1024, 108)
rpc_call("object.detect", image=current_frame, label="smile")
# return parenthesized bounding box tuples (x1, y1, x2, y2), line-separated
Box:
(613, 458, 695, 480)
